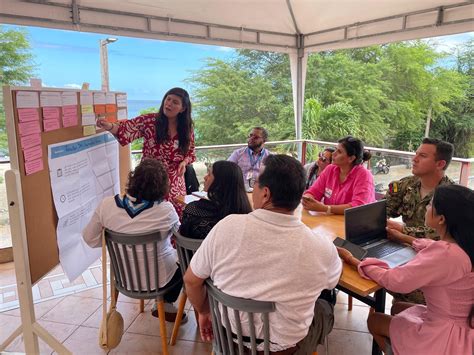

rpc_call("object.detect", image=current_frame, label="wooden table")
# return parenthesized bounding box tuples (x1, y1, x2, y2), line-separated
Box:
(298, 207, 386, 355)
(178, 195, 385, 355)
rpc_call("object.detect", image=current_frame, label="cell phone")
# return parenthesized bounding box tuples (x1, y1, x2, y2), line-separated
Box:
(333, 237, 368, 260)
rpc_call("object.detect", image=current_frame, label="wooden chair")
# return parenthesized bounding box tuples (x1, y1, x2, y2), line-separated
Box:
(206, 279, 276, 355)
(169, 231, 203, 345)
(105, 228, 182, 355)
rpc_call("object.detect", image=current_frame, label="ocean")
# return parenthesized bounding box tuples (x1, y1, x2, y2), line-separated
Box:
(127, 99, 161, 118)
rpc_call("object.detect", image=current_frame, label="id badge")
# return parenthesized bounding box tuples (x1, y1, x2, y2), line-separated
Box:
(324, 187, 332, 198)
(246, 171, 253, 181)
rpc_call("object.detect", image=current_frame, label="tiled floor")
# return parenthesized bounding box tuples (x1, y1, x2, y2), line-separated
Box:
(0, 260, 388, 354)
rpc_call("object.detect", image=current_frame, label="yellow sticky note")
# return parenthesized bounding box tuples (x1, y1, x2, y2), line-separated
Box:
(81, 104, 94, 114)
(83, 125, 96, 136)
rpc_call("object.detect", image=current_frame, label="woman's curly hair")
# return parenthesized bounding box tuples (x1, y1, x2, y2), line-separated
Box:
(126, 158, 169, 201)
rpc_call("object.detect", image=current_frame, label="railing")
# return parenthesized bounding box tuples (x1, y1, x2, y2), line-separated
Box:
(1, 139, 472, 253)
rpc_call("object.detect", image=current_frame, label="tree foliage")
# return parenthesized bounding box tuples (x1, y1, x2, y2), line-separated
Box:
(0, 26, 36, 151)
(188, 41, 472, 156)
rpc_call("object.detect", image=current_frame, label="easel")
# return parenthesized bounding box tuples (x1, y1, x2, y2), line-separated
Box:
(1, 84, 131, 354)
(1, 170, 72, 354)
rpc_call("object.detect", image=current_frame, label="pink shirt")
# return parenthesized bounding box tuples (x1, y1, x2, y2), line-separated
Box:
(305, 164, 375, 207)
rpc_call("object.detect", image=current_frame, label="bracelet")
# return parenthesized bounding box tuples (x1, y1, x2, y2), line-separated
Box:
(326, 205, 332, 214)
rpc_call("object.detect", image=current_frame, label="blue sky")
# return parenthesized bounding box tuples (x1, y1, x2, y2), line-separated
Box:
(3, 25, 473, 100)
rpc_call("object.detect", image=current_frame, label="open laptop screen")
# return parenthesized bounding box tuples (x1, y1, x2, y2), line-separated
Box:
(345, 200, 387, 245)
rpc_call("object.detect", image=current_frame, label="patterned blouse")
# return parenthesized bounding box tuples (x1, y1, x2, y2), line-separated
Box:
(116, 113, 196, 215)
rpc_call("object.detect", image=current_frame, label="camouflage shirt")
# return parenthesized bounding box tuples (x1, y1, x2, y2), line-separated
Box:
(385, 175, 454, 240)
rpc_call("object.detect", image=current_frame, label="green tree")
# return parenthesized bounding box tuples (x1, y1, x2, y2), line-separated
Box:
(0, 26, 36, 151)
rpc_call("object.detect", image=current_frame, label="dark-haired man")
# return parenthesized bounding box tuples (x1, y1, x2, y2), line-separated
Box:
(385, 137, 454, 304)
(228, 127, 270, 189)
(184, 155, 342, 354)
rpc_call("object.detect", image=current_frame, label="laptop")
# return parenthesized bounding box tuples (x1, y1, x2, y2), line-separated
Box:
(345, 200, 416, 268)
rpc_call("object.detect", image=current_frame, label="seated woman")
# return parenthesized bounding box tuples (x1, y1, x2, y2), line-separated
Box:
(339, 184, 474, 355)
(82, 158, 184, 321)
(304, 147, 335, 189)
(302, 136, 375, 215)
(179, 160, 252, 239)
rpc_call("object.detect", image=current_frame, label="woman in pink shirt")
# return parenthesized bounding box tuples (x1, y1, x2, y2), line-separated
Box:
(338, 184, 474, 355)
(302, 136, 375, 215)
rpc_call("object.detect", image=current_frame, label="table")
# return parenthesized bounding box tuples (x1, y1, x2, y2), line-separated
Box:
(177, 195, 385, 355)
(298, 207, 386, 355)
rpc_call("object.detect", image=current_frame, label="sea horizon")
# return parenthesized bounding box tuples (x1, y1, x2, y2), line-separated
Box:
(127, 99, 161, 118)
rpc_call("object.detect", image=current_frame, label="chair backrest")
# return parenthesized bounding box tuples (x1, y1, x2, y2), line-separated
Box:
(205, 279, 276, 355)
(173, 230, 203, 276)
(105, 228, 168, 299)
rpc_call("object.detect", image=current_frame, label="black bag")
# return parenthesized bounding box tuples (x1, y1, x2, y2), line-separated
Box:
(318, 289, 338, 306)
(184, 164, 200, 194)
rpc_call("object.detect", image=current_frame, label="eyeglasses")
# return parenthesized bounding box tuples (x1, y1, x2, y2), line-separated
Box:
(248, 134, 263, 139)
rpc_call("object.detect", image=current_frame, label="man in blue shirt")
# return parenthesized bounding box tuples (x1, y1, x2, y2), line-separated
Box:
(228, 127, 270, 189)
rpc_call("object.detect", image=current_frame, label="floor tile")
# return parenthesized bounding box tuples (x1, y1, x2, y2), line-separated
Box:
(334, 303, 370, 332)
(71, 286, 105, 300)
(3, 297, 63, 318)
(328, 328, 373, 355)
(0, 313, 21, 345)
(41, 295, 102, 325)
(82, 300, 142, 331)
(59, 325, 108, 355)
(6, 319, 77, 354)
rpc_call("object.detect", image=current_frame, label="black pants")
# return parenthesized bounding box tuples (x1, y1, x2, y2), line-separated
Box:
(162, 268, 183, 303)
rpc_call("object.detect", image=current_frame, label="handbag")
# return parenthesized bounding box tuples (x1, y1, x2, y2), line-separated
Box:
(99, 231, 124, 349)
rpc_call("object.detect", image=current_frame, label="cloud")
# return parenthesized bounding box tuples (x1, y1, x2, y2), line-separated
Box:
(64, 83, 82, 89)
(216, 46, 234, 52)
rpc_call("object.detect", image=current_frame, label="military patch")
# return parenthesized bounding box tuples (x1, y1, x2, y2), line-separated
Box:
(389, 182, 398, 193)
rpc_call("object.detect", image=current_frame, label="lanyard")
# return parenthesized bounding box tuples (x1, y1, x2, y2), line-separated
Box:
(247, 147, 265, 169)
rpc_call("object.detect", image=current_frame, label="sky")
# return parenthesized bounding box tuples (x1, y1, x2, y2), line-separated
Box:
(3, 24, 473, 100)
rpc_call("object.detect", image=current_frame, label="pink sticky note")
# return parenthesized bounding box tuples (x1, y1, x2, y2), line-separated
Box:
(20, 134, 42, 150)
(18, 108, 39, 122)
(18, 120, 41, 136)
(25, 157, 44, 175)
(23, 145, 43, 162)
(62, 105, 77, 116)
(43, 107, 61, 120)
(43, 119, 61, 132)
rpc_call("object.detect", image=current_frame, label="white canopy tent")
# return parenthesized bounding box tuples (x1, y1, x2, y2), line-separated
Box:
(1, 0, 473, 139)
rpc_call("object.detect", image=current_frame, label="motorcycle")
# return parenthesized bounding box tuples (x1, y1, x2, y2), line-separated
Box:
(373, 159, 390, 175)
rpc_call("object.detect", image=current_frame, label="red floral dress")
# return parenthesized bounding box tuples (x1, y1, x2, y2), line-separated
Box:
(116, 113, 196, 216)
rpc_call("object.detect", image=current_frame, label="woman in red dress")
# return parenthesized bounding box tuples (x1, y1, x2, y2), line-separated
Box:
(98, 87, 195, 216)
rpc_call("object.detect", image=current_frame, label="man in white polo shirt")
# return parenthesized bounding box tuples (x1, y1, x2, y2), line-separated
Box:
(184, 154, 342, 353)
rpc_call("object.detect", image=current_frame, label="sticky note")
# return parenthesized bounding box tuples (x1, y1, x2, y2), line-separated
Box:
(23, 145, 43, 162)
(25, 157, 44, 175)
(82, 113, 96, 126)
(94, 104, 106, 114)
(40, 92, 61, 107)
(117, 108, 127, 120)
(106, 104, 117, 113)
(61, 92, 78, 106)
(43, 119, 61, 132)
(18, 120, 41, 136)
(83, 125, 97, 136)
(20, 134, 41, 150)
(106, 93, 116, 104)
(80, 91, 93, 105)
(93, 92, 106, 105)
(116, 94, 127, 107)
(43, 107, 61, 120)
(18, 108, 39, 122)
(81, 105, 94, 114)
(16, 91, 39, 108)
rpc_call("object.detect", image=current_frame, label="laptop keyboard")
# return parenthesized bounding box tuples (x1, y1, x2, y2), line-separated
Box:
(366, 242, 403, 258)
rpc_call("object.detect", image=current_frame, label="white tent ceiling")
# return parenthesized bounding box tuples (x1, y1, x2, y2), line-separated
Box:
(1, 0, 472, 53)
(1, 0, 473, 140)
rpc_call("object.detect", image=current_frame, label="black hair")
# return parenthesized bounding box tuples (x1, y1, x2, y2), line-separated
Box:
(155, 87, 193, 154)
(324, 146, 336, 161)
(432, 184, 474, 266)
(258, 154, 306, 211)
(252, 127, 268, 142)
(422, 137, 454, 170)
(126, 158, 169, 201)
(207, 161, 252, 218)
(338, 136, 371, 165)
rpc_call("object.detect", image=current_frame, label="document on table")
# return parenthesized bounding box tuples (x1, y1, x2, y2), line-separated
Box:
(48, 132, 119, 281)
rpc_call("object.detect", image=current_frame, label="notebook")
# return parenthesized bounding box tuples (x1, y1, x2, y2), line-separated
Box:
(345, 200, 416, 268)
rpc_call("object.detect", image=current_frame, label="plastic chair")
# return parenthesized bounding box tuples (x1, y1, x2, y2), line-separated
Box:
(169, 231, 203, 345)
(105, 228, 182, 355)
(206, 279, 276, 355)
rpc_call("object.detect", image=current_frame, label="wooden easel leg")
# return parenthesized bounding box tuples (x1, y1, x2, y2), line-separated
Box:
(0, 325, 22, 351)
(33, 322, 72, 354)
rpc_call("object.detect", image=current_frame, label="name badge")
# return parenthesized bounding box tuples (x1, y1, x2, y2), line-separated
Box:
(246, 171, 253, 181)
(324, 187, 332, 198)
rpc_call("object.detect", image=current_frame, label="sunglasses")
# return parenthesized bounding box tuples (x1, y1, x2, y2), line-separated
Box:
(318, 153, 331, 163)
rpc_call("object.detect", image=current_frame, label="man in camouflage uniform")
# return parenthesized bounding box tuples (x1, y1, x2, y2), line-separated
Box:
(385, 137, 454, 305)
